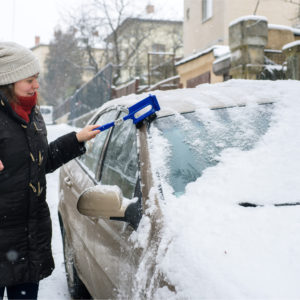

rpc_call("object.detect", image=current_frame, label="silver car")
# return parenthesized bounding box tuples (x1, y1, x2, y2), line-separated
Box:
(58, 80, 300, 299)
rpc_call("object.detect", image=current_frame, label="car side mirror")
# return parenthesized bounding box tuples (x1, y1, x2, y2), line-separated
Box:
(77, 184, 142, 230)
(77, 185, 126, 218)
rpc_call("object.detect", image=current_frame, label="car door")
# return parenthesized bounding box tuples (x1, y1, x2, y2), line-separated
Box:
(59, 108, 119, 293)
(86, 109, 142, 298)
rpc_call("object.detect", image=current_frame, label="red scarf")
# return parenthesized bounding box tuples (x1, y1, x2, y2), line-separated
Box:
(11, 93, 37, 123)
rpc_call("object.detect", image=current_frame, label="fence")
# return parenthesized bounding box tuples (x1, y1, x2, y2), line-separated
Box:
(53, 64, 113, 124)
(111, 77, 139, 99)
(147, 75, 181, 91)
(53, 65, 182, 126)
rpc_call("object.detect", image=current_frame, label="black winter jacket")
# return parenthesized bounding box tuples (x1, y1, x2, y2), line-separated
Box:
(0, 92, 86, 286)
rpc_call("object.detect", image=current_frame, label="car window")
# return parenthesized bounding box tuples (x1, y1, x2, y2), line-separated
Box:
(100, 112, 138, 199)
(79, 109, 118, 176)
(152, 103, 273, 196)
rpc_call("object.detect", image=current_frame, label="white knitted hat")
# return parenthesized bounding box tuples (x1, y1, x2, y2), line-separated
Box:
(0, 42, 40, 85)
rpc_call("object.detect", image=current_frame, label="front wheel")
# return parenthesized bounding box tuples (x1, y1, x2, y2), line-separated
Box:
(62, 229, 91, 299)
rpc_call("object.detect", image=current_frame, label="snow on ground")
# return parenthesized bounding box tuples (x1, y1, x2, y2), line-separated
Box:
(39, 124, 77, 300)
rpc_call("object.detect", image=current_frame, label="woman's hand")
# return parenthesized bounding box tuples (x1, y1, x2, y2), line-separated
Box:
(76, 124, 101, 143)
(0, 160, 4, 171)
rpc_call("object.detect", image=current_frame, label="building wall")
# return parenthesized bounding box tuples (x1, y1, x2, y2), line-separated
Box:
(81, 48, 106, 83)
(184, 0, 298, 57)
(31, 45, 49, 77)
(267, 26, 295, 50)
(117, 20, 183, 84)
(184, 0, 225, 56)
(32, 44, 104, 83)
(176, 50, 223, 88)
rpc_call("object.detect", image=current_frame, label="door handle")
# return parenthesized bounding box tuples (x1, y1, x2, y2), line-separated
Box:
(64, 176, 73, 187)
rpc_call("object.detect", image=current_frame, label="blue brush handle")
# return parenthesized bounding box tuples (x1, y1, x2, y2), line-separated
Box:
(94, 121, 115, 131)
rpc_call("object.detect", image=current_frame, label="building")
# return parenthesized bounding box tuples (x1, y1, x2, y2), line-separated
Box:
(30, 37, 50, 76)
(80, 47, 106, 83)
(31, 36, 105, 83)
(105, 5, 183, 86)
(184, 0, 299, 57)
(176, 0, 300, 87)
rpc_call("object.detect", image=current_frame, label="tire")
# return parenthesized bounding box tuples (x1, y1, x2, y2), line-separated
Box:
(62, 228, 91, 299)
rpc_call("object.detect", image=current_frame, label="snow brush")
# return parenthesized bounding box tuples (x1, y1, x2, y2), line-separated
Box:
(93, 94, 160, 132)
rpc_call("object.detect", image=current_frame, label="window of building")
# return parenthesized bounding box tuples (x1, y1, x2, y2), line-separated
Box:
(151, 43, 166, 68)
(186, 8, 190, 21)
(202, 0, 213, 22)
(152, 43, 165, 54)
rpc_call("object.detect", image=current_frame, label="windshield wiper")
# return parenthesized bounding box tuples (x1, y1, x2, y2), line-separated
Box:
(239, 202, 300, 208)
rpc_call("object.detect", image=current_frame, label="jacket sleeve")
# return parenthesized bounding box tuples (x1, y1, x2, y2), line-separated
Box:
(45, 131, 86, 174)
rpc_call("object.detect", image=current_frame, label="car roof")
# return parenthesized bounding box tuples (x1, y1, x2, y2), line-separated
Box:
(94, 80, 295, 118)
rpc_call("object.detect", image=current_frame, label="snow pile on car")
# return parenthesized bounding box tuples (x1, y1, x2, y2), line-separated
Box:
(131, 80, 300, 299)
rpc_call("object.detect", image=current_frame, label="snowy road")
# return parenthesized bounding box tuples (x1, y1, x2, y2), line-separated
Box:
(38, 124, 77, 300)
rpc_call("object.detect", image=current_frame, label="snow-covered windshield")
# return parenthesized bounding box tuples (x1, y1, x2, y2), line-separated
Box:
(151, 103, 273, 196)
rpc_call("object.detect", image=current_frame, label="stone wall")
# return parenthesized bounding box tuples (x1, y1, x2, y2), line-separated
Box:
(228, 16, 300, 80)
(283, 41, 300, 80)
(229, 16, 268, 79)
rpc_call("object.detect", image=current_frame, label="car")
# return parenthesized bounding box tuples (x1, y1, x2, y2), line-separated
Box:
(58, 79, 300, 299)
(40, 105, 53, 125)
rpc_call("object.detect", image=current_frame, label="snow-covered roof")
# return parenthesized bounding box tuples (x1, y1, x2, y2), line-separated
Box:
(229, 15, 268, 27)
(294, 28, 300, 36)
(269, 24, 294, 31)
(213, 52, 231, 65)
(105, 17, 182, 42)
(282, 40, 300, 51)
(132, 1, 183, 22)
(175, 45, 229, 67)
(269, 23, 300, 35)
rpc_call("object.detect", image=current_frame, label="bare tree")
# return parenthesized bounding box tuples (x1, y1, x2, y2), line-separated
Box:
(41, 28, 84, 106)
(65, 0, 183, 86)
(66, 0, 155, 85)
(91, 0, 149, 85)
(68, 6, 107, 74)
(96, 0, 127, 82)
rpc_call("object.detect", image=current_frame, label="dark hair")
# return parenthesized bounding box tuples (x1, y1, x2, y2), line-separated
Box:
(0, 84, 18, 104)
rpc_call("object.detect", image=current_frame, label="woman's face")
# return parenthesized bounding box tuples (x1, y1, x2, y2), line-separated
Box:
(14, 74, 39, 97)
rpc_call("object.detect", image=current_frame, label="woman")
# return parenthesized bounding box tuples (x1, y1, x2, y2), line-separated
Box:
(0, 42, 100, 299)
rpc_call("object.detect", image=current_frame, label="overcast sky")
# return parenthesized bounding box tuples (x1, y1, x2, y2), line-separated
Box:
(0, 0, 183, 48)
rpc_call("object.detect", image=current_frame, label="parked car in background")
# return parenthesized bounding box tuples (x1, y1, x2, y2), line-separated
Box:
(40, 105, 53, 125)
(58, 80, 300, 299)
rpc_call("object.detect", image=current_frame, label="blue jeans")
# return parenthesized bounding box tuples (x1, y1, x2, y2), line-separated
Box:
(0, 282, 39, 300)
